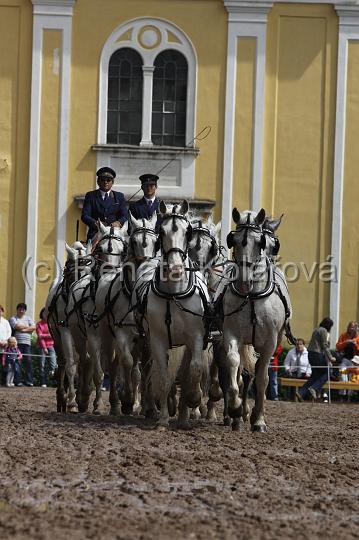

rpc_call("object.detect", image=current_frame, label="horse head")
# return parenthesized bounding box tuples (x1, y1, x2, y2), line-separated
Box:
(158, 199, 192, 279)
(94, 221, 129, 267)
(188, 216, 221, 268)
(227, 208, 266, 294)
(128, 211, 157, 263)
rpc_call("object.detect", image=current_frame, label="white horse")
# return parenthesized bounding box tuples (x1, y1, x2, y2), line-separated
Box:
(66, 222, 129, 414)
(188, 218, 256, 427)
(94, 212, 157, 416)
(45, 241, 89, 412)
(221, 208, 292, 432)
(133, 200, 209, 429)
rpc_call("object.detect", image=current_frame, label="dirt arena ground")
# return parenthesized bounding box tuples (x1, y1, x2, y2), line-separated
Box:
(0, 388, 358, 540)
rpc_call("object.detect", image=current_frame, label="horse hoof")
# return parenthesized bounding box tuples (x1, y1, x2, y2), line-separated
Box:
(185, 393, 201, 409)
(145, 408, 158, 420)
(121, 402, 134, 415)
(223, 417, 231, 427)
(155, 423, 168, 431)
(228, 405, 243, 419)
(67, 405, 78, 414)
(109, 406, 121, 416)
(232, 420, 240, 431)
(177, 421, 191, 431)
(92, 409, 102, 416)
(251, 424, 267, 433)
(78, 404, 88, 413)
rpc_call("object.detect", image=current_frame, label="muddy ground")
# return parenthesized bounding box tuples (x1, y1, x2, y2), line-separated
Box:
(0, 388, 358, 540)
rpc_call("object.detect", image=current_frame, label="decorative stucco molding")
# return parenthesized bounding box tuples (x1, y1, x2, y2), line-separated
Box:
(26, 1, 75, 315)
(330, 4, 359, 343)
(221, 1, 272, 246)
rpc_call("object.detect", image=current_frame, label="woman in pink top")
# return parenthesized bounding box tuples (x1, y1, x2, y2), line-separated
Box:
(36, 308, 57, 387)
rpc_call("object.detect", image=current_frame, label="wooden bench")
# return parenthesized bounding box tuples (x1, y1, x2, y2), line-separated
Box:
(278, 377, 359, 401)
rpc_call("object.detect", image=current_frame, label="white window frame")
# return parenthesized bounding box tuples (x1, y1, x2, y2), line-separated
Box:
(96, 17, 198, 199)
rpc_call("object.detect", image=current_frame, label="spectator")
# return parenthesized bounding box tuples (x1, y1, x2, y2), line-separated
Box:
(2, 337, 22, 387)
(267, 344, 283, 401)
(9, 303, 35, 387)
(284, 339, 311, 378)
(0, 305, 12, 352)
(336, 321, 359, 355)
(0, 305, 12, 386)
(36, 307, 57, 387)
(338, 342, 357, 401)
(297, 317, 335, 401)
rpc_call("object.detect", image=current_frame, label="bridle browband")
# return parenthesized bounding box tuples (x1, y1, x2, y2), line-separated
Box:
(130, 226, 157, 258)
(159, 214, 192, 261)
(93, 229, 128, 263)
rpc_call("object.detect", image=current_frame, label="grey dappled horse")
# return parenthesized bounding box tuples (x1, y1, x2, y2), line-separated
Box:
(94, 212, 158, 416)
(45, 242, 89, 412)
(221, 208, 292, 432)
(133, 201, 209, 429)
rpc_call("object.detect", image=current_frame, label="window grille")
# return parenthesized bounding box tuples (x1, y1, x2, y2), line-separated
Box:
(152, 50, 188, 147)
(107, 48, 143, 144)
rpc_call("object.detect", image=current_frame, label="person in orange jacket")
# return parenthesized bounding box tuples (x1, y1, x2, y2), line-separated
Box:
(336, 321, 359, 355)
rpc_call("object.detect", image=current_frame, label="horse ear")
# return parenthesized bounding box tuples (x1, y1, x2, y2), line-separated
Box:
(128, 210, 138, 230)
(226, 232, 235, 249)
(255, 208, 266, 226)
(159, 200, 167, 215)
(214, 220, 221, 236)
(65, 243, 75, 256)
(232, 208, 240, 224)
(180, 200, 189, 215)
(98, 221, 107, 235)
(149, 212, 157, 229)
(121, 221, 128, 234)
(268, 213, 284, 232)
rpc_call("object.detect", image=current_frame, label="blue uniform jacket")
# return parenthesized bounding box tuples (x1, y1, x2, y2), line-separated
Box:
(81, 189, 128, 240)
(129, 197, 161, 232)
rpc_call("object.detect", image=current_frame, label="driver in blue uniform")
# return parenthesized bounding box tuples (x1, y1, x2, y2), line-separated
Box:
(81, 167, 128, 242)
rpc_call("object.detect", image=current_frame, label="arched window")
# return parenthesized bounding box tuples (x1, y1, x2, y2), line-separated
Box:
(107, 48, 143, 144)
(152, 50, 188, 147)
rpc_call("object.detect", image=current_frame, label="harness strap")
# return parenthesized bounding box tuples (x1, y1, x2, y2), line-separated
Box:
(165, 299, 173, 349)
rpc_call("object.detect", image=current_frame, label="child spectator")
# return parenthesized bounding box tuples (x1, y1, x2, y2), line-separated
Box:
(267, 344, 283, 401)
(36, 307, 57, 387)
(2, 337, 22, 387)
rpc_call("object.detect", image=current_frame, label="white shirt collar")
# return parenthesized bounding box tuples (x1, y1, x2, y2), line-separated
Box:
(99, 189, 111, 199)
(144, 196, 155, 203)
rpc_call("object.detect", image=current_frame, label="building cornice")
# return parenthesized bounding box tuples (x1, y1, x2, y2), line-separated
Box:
(31, 0, 76, 16)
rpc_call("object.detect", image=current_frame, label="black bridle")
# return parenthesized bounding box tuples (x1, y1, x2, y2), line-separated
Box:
(158, 214, 192, 261)
(130, 225, 157, 258)
(93, 228, 128, 264)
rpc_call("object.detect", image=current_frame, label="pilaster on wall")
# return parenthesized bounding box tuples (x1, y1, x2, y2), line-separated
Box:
(330, 4, 359, 344)
(26, 0, 75, 317)
(221, 1, 272, 245)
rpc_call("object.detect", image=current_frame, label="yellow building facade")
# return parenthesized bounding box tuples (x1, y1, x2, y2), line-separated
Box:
(0, 0, 358, 344)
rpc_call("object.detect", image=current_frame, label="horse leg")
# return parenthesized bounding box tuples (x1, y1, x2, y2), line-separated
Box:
(177, 391, 190, 430)
(115, 331, 134, 415)
(62, 329, 78, 413)
(151, 346, 170, 428)
(225, 338, 242, 418)
(206, 399, 217, 422)
(208, 344, 222, 402)
(87, 330, 104, 415)
(132, 361, 141, 414)
(250, 351, 272, 432)
(242, 370, 252, 423)
(185, 343, 204, 409)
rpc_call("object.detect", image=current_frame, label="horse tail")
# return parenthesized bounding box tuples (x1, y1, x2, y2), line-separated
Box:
(284, 321, 297, 346)
(240, 344, 256, 376)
